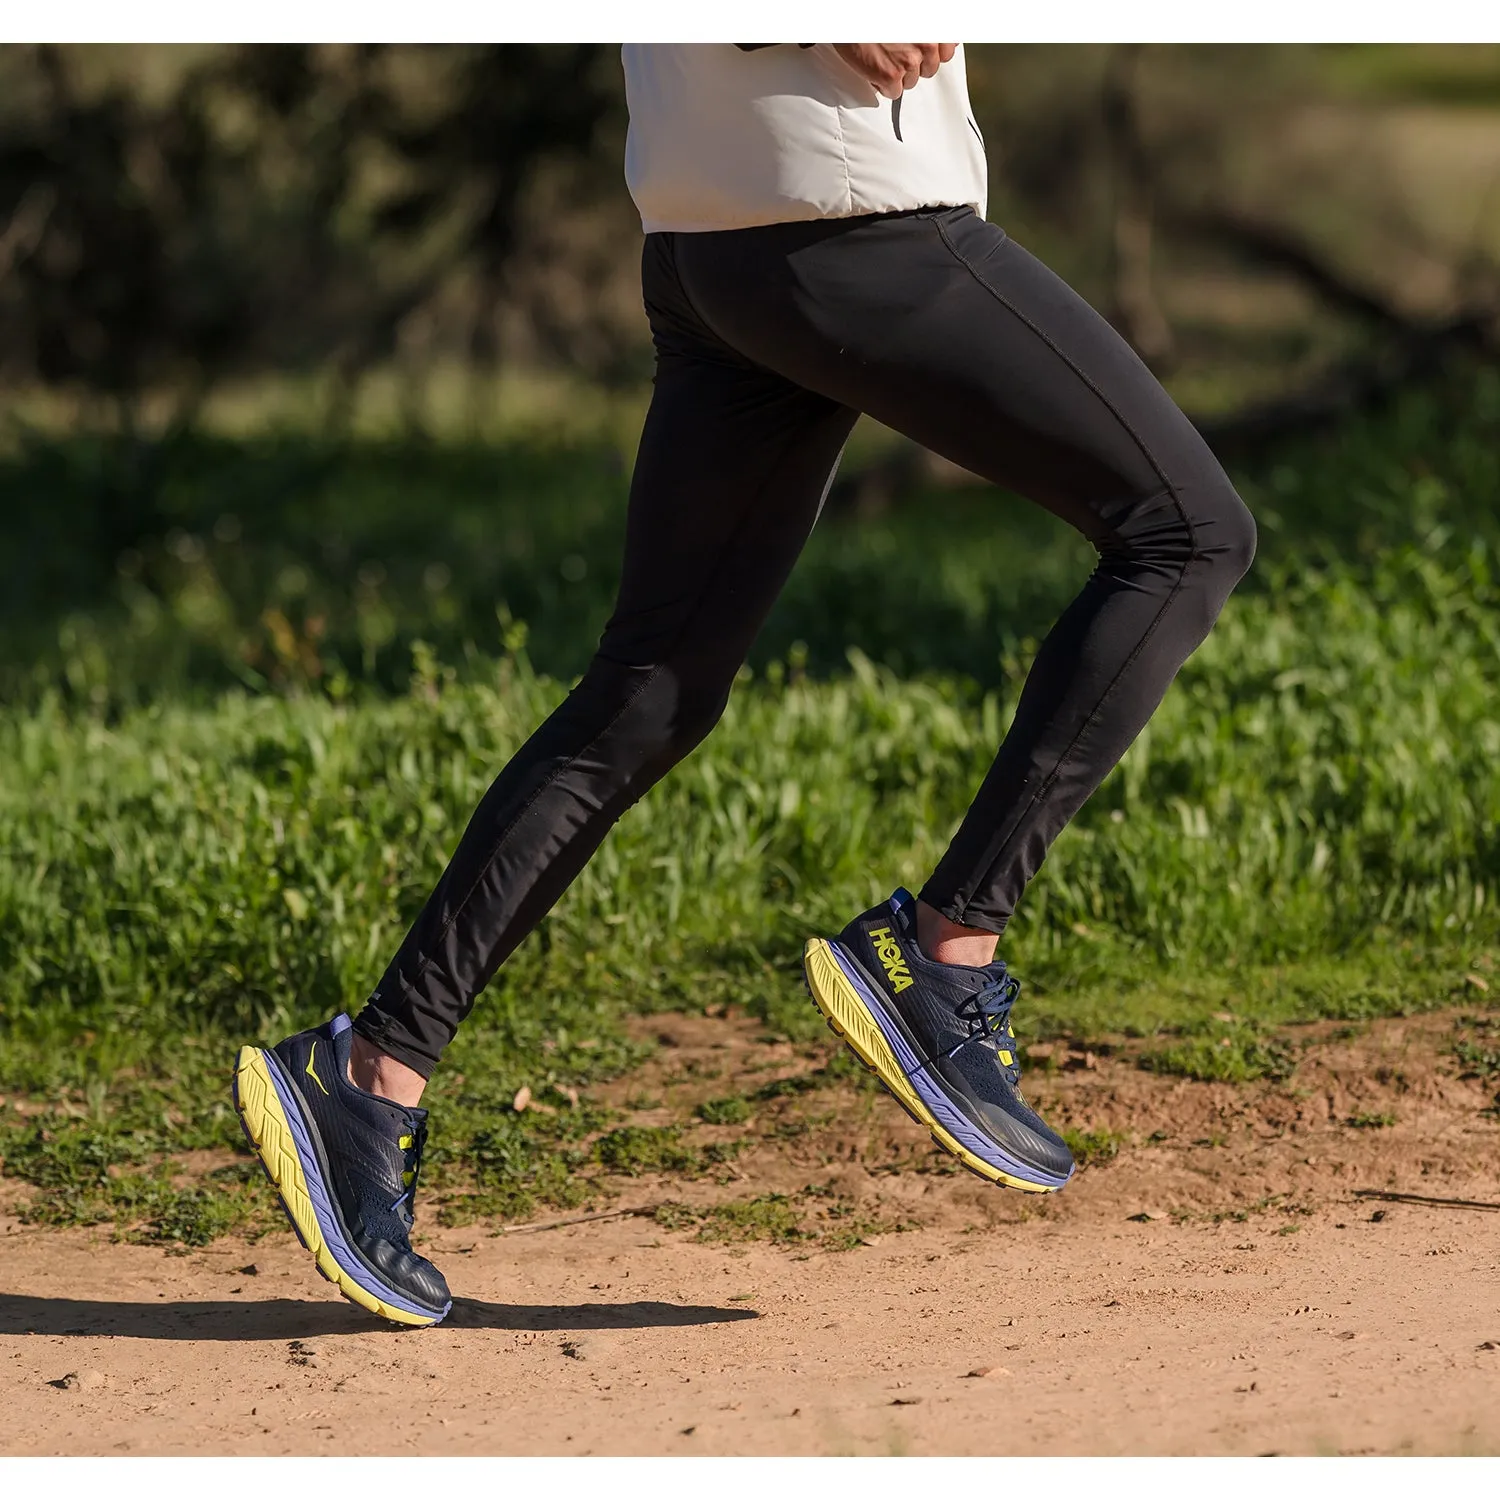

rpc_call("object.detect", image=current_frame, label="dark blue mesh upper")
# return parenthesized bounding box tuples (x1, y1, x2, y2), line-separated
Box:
(272, 1015, 448, 1309)
(837, 888, 1071, 1169)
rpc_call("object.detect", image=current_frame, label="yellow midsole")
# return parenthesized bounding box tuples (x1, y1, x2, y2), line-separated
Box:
(803, 937, 1055, 1194)
(233, 1046, 440, 1327)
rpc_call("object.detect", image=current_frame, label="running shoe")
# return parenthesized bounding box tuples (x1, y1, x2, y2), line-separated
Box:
(804, 887, 1074, 1193)
(232, 1013, 451, 1326)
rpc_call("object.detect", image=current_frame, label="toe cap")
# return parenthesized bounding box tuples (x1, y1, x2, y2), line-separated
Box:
(355, 1232, 451, 1313)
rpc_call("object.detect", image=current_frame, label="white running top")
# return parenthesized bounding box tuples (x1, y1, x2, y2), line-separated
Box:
(621, 43, 988, 234)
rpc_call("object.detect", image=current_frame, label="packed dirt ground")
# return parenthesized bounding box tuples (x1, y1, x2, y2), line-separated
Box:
(5, 1007, 1500, 1454)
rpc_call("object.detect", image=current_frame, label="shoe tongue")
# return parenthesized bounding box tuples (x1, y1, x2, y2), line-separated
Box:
(325, 1014, 427, 1130)
(888, 888, 917, 933)
(325, 1013, 355, 1064)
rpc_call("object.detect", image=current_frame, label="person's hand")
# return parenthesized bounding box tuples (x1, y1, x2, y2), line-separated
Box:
(831, 44, 958, 100)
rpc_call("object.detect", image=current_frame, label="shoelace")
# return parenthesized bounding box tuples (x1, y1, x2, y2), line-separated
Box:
(941, 968, 1024, 1084)
(391, 1118, 429, 1226)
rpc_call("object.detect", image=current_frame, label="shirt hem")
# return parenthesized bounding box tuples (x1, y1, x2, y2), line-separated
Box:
(639, 196, 982, 235)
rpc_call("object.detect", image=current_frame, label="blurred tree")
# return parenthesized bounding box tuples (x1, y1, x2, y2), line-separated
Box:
(2, 42, 1500, 454)
(0, 43, 628, 434)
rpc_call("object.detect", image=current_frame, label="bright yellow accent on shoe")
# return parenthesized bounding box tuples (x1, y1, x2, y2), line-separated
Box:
(803, 938, 1054, 1195)
(233, 1046, 441, 1328)
(398, 1134, 414, 1149)
(867, 925, 916, 992)
(403, 1170, 415, 1186)
(998, 1049, 1014, 1067)
(304, 1041, 329, 1096)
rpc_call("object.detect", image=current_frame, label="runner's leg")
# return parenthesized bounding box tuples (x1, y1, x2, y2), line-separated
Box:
(353, 236, 856, 1078)
(672, 208, 1256, 936)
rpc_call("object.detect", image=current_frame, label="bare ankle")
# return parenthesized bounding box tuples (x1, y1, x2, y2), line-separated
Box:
(348, 1033, 428, 1108)
(916, 899, 1000, 968)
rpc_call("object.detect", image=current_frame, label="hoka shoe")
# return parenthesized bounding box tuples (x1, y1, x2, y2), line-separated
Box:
(804, 887, 1074, 1193)
(232, 1013, 451, 1326)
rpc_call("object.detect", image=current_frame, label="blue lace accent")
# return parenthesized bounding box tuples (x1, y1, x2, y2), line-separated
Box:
(391, 1117, 428, 1223)
(941, 969, 1023, 1083)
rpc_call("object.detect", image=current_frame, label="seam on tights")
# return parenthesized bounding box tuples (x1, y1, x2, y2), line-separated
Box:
(929, 215, 1204, 920)
(389, 411, 817, 1008)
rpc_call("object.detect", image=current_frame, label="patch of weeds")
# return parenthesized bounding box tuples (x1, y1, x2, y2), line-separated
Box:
(820, 1048, 883, 1091)
(751, 1072, 825, 1102)
(434, 1110, 598, 1227)
(0, 1118, 145, 1189)
(701, 1139, 747, 1167)
(0, 1117, 274, 1246)
(913, 1153, 962, 1175)
(652, 1187, 917, 1251)
(1277, 1223, 1301, 1236)
(1450, 1015, 1500, 1082)
(1139, 1022, 1297, 1084)
(1061, 1126, 1125, 1167)
(747, 1054, 877, 1108)
(595, 1125, 699, 1176)
(696, 1095, 752, 1126)
(118, 1177, 270, 1248)
(1452, 1041, 1500, 1079)
(814, 1196, 918, 1252)
(1346, 1110, 1396, 1129)
(1206, 1193, 1286, 1225)
(670, 1059, 725, 1082)
(592, 1124, 744, 1178)
(437, 1162, 593, 1228)
(692, 1194, 812, 1246)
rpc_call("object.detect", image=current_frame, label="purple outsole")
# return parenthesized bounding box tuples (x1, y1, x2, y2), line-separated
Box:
(826, 943, 1073, 1191)
(252, 1048, 451, 1322)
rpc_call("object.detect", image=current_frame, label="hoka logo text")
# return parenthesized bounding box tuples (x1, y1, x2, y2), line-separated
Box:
(868, 926, 914, 992)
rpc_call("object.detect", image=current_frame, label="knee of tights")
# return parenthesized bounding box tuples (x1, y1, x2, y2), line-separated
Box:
(1175, 482, 1257, 642)
(1208, 486, 1258, 587)
(645, 679, 735, 773)
(1136, 473, 1258, 591)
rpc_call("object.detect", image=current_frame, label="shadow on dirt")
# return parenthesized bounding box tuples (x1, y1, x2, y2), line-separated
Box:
(0, 1293, 760, 1340)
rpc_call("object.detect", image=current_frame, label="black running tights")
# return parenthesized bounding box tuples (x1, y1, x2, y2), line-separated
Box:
(355, 206, 1256, 1076)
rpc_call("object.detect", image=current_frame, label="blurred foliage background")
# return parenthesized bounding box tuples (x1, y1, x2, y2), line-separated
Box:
(4, 45, 1500, 1242)
(6, 43, 1500, 423)
(4, 42, 1500, 701)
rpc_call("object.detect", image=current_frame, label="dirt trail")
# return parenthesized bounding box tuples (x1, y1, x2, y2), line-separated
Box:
(5, 1009, 1500, 1455)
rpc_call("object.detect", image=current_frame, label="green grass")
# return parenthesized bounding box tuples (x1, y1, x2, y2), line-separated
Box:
(1061, 1126, 1126, 1166)
(1139, 1022, 1300, 1084)
(695, 1095, 754, 1126)
(592, 1124, 745, 1178)
(1449, 1014, 1500, 1083)
(3, 547, 1497, 1237)
(4, 363, 1500, 1241)
(7, 358, 1500, 707)
(653, 1189, 917, 1251)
